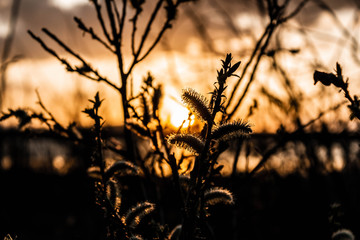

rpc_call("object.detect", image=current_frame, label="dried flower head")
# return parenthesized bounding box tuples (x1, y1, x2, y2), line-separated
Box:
(211, 120, 252, 141)
(106, 180, 121, 212)
(123, 202, 155, 229)
(168, 224, 182, 240)
(331, 229, 355, 240)
(105, 160, 140, 179)
(181, 88, 212, 123)
(129, 235, 144, 240)
(167, 133, 205, 154)
(204, 187, 234, 206)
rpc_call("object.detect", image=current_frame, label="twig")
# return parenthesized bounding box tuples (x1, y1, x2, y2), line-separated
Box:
(184, 5, 217, 53)
(90, 0, 112, 43)
(118, 0, 127, 46)
(249, 101, 345, 177)
(131, 8, 141, 56)
(225, 24, 271, 112)
(128, 0, 164, 74)
(73, 17, 114, 52)
(227, 24, 276, 119)
(28, 30, 120, 92)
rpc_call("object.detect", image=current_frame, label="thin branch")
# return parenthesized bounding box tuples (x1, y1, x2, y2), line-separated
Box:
(28, 30, 72, 68)
(90, 0, 112, 43)
(105, 0, 119, 45)
(118, 0, 127, 46)
(314, 0, 360, 65)
(134, 0, 163, 58)
(279, 0, 309, 23)
(127, 0, 164, 75)
(227, 24, 276, 119)
(227, 0, 310, 119)
(131, 9, 141, 55)
(105, 0, 125, 81)
(36, 90, 59, 124)
(28, 30, 120, 91)
(73, 17, 114, 52)
(225, 24, 271, 111)
(111, 0, 122, 32)
(184, 5, 217, 53)
(137, 19, 172, 62)
(209, 0, 240, 36)
(249, 101, 345, 177)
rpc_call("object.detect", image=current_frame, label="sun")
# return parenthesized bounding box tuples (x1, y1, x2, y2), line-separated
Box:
(170, 108, 195, 128)
(162, 87, 195, 128)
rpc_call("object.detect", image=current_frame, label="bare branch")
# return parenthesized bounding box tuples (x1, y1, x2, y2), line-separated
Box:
(279, 0, 309, 23)
(227, 24, 276, 119)
(131, 8, 142, 56)
(105, 0, 125, 80)
(28, 30, 120, 92)
(225, 24, 271, 113)
(118, 0, 127, 45)
(184, 5, 217, 53)
(249, 101, 345, 177)
(132, 0, 163, 60)
(314, 0, 360, 65)
(90, 0, 112, 43)
(137, 18, 172, 62)
(73, 17, 114, 52)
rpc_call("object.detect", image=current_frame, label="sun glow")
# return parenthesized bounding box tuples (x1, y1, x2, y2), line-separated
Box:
(170, 108, 195, 128)
(162, 87, 195, 128)
(50, 0, 88, 10)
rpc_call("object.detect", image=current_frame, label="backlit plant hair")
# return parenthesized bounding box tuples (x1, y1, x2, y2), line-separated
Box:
(204, 187, 234, 206)
(166, 53, 251, 239)
(181, 88, 213, 123)
(167, 133, 205, 155)
(123, 201, 156, 229)
(211, 120, 252, 141)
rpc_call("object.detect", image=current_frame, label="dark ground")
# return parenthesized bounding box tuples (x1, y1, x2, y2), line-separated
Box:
(1, 167, 359, 240)
(1, 128, 359, 239)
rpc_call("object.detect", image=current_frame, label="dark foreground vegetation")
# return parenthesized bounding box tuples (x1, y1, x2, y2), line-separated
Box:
(1, 128, 360, 239)
(1, 165, 360, 240)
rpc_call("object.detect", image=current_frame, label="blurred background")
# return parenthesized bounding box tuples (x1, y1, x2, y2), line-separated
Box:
(1, 0, 360, 239)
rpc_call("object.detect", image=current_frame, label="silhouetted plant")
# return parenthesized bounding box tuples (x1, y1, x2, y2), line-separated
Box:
(314, 63, 360, 121)
(2, 0, 359, 239)
(27, 0, 195, 162)
(162, 53, 251, 240)
(2, 234, 15, 240)
(331, 229, 355, 240)
(89, 54, 250, 240)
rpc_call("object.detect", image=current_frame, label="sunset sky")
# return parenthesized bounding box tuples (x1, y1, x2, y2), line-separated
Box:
(1, 0, 360, 132)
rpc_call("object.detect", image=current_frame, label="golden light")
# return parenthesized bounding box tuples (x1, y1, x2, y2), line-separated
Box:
(50, 0, 88, 10)
(170, 109, 195, 128)
(53, 155, 66, 171)
(0, 19, 8, 38)
(161, 87, 195, 128)
(1, 156, 12, 170)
